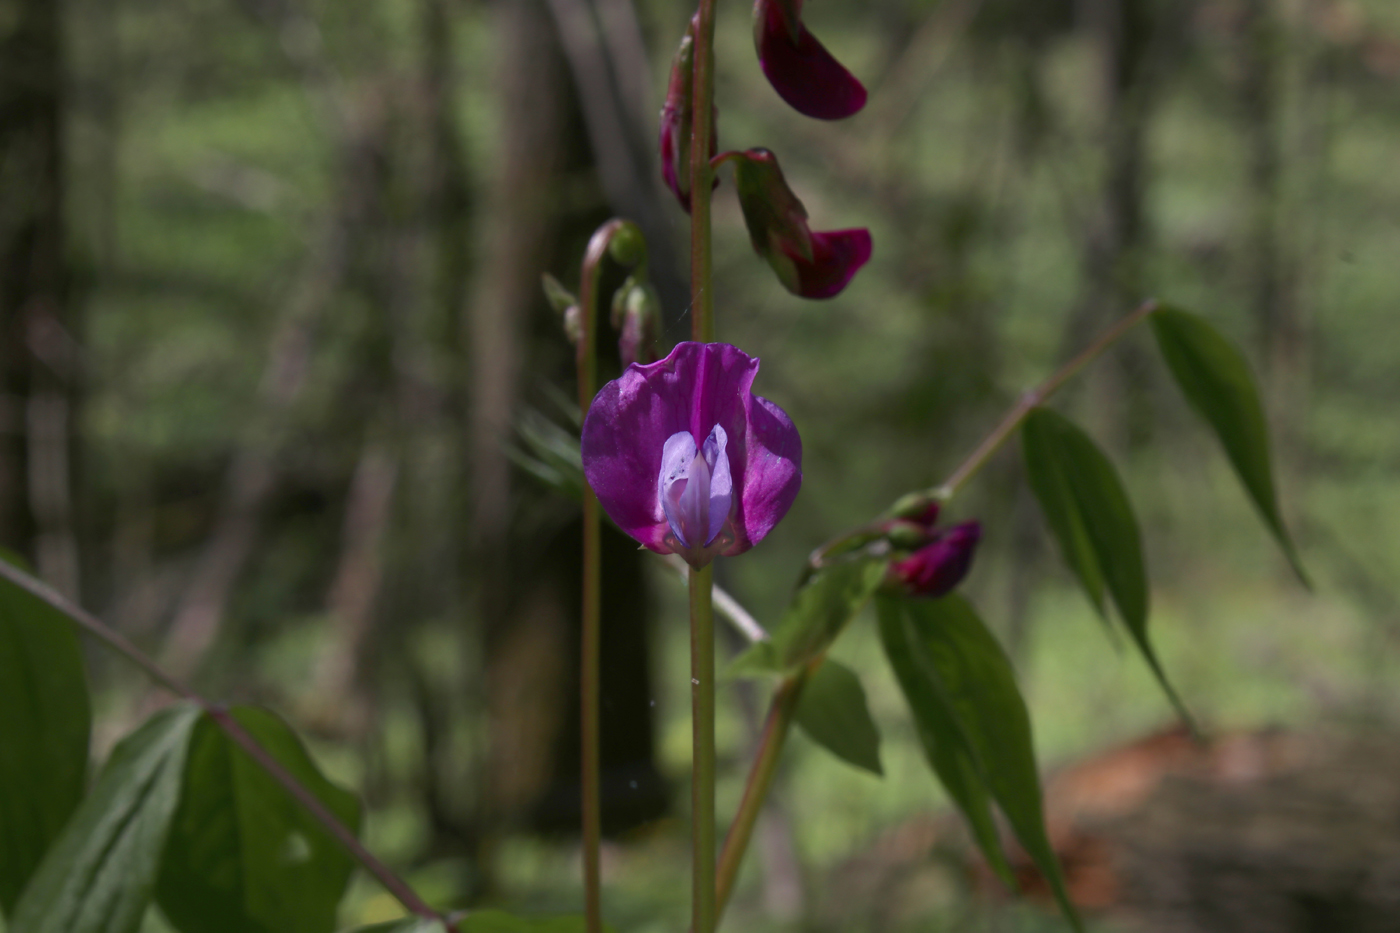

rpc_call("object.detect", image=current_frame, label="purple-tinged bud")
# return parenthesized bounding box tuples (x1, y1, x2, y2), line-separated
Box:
(660, 15, 719, 212)
(612, 280, 661, 368)
(542, 273, 582, 344)
(884, 520, 930, 550)
(754, 0, 867, 120)
(886, 521, 982, 598)
(889, 492, 940, 528)
(727, 148, 871, 299)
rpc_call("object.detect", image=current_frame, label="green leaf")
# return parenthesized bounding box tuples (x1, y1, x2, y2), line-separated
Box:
(877, 596, 1083, 933)
(728, 557, 887, 675)
(338, 921, 447, 933)
(460, 912, 590, 933)
(0, 555, 92, 916)
(10, 704, 202, 933)
(156, 707, 363, 933)
(876, 597, 1014, 888)
(1150, 305, 1307, 584)
(1021, 407, 1190, 725)
(794, 660, 883, 776)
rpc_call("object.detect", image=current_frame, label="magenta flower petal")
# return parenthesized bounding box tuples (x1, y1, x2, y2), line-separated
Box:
(755, 0, 867, 120)
(888, 521, 982, 598)
(582, 342, 802, 566)
(783, 227, 872, 299)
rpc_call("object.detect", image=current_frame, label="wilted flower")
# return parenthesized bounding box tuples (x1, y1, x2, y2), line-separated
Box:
(754, 0, 867, 120)
(581, 342, 802, 569)
(726, 148, 871, 299)
(659, 13, 718, 211)
(886, 521, 981, 598)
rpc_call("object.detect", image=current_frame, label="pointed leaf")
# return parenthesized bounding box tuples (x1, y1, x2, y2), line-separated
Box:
(0, 555, 92, 916)
(156, 707, 362, 933)
(1021, 407, 1190, 725)
(729, 557, 887, 675)
(794, 660, 882, 776)
(10, 704, 201, 933)
(878, 595, 1083, 932)
(876, 596, 1014, 888)
(1150, 305, 1306, 583)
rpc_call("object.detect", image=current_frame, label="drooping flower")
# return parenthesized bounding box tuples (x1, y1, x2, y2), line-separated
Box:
(725, 148, 871, 299)
(659, 13, 718, 212)
(886, 521, 982, 598)
(581, 342, 802, 568)
(754, 0, 867, 120)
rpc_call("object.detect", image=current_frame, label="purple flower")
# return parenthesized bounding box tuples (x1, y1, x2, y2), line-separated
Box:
(725, 148, 872, 299)
(887, 521, 982, 598)
(754, 0, 867, 120)
(582, 342, 802, 568)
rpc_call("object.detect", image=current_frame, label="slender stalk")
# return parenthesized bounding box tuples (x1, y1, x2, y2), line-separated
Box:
(714, 669, 806, 921)
(934, 298, 1159, 498)
(576, 222, 616, 933)
(689, 0, 717, 342)
(690, 563, 717, 933)
(0, 559, 450, 928)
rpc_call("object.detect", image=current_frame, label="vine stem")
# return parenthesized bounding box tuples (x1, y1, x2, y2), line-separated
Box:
(690, 563, 717, 933)
(0, 559, 451, 929)
(689, 0, 717, 343)
(714, 667, 806, 921)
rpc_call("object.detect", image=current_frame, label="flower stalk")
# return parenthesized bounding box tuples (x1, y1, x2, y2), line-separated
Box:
(690, 0, 718, 343)
(690, 563, 718, 933)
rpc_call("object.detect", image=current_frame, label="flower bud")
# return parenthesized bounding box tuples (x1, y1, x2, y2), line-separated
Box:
(884, 520, 931, 550)
(753, 0, 867, 120)
(889, 492, 940, 527)
(613, 281, 661, 368)
(659, 14, 718, 212)
(728, 148, 871, 299)
(886, 521, 981, 598)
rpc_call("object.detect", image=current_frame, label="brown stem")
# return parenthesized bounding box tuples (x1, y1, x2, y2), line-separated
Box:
(0, 559, 451, 929)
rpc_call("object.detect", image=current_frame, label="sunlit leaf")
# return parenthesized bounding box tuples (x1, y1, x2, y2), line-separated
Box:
(728, 557, 887, 675)
(1021, 407, 1190, 724)
(877, 595, 1082, 932)
(0, 554, 92, 916)
(794, 660, 882, 776)
(156, 707, 362, 933)
(10, 704, 201, 933)
(1150, 304, 1307, 584)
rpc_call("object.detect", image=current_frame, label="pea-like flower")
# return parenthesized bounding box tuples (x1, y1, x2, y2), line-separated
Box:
(886, 521, 982, 598)
(754, 0, 867, 120)
(582, 341, 802, 568)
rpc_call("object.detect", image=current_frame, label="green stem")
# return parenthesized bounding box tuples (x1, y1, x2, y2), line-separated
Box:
(714, 668, 807, 922)
(689, 0, 717, 343)
(690, 563, 717, 933)
(807, 299, 1161, 569)
(0, 560, 452, 930)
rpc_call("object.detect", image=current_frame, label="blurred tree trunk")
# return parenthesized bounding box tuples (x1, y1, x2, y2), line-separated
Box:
(1068, 0, 1157, 445)
(0, 0, 78, 595)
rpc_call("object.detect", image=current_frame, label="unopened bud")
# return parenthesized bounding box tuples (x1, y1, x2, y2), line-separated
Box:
(617, 282, 661, 368)
(889, 493, 939, 526)
(884, 520, 930, 550)
(885, 521, 981, 598)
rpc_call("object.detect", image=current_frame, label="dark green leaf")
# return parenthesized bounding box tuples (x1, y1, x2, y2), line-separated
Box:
(0, 555, 92, 916)
(10, 704, 201, 933)
(877, 596, 1083, 932)
(876, 596, 1014, 888)
(1021, 407, 1190, 725)
(156, 707, 362, 933)
(1150, 305, 1307, 584)
(794, 660, 883, 776)
(728, 557, 887, 675)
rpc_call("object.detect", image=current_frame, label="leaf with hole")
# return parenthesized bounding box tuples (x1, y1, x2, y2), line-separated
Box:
(794, 659, 882, 776)
(10, 704, 201, 933)
(0, 553, 92, 917)
(877, 595, 1082, 932)
(1021, 406, 1190, 725)
(155, 707, 362, 933)
(1150, 305, 1307, 584)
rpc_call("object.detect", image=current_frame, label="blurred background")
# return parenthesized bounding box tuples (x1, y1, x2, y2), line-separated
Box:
(3, 0, 1400, 929)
